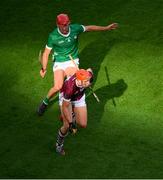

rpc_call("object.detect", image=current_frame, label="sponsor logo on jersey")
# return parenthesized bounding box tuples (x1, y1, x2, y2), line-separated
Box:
(58, 40, 64, 44)
(67, 37, 71, 42)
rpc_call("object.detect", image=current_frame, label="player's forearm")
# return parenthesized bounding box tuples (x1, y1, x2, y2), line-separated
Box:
(85, 25, 109, 31)
(42, 48, 51, 70)
(42, 52, 49, 70)
(85, 23, 118, 32)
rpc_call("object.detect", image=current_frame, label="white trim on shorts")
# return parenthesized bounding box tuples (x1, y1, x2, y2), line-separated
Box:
(53, 58, 79, 72)
(59, 92, 86, 107)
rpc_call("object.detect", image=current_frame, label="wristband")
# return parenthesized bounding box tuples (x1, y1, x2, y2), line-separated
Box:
(41, 67, 46, 73)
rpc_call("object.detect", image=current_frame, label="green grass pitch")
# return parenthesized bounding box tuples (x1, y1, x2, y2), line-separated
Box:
(0, 0, 163, 178)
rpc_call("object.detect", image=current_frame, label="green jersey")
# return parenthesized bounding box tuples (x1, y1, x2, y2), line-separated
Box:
(46, 24, 85, 62)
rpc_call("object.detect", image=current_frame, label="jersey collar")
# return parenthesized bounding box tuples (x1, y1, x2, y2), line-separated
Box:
(57, 27, 70, 37)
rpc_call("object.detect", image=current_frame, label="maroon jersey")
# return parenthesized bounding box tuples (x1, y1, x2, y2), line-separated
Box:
(60, 75, 85, 101)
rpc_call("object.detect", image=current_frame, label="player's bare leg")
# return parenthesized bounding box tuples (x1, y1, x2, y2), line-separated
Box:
(37, 69, 65, 116)
(74, 106, 87, 128)
(59, 104, 77, 134)
(65, 67, 78, 77)
(47, 69, 65, 97)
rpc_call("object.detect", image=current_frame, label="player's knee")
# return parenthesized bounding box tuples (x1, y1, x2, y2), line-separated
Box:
(63, 122, 69, 130)
(79, 122, 87, 128)
(52, 84, 63, 92)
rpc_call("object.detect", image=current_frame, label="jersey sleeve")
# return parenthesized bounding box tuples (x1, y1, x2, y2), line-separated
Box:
(73, 24, 86, 34)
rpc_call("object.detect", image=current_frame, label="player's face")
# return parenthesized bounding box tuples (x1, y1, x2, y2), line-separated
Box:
(58, 23, 70, 34)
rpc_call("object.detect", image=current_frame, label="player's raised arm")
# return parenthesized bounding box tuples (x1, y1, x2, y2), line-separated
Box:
(85, 23, 118, 32)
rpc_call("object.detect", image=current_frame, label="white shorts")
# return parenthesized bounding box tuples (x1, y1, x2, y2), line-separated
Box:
(59, 93, 86, 107)
(53, 58, 79, 72)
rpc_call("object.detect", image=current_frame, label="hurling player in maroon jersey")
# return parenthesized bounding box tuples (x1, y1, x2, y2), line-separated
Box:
(56, 68, 93, 155)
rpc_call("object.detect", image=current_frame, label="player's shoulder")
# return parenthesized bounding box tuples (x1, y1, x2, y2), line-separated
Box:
(70, 24, 84, 30)
(49, 28, 58, 39)
(64, 75, 75, 88)
(71, 23, 82, 27)
(66, 75, 76, 84)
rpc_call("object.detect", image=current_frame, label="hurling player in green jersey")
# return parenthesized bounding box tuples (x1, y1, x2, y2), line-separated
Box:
(37, 13, 118, 115)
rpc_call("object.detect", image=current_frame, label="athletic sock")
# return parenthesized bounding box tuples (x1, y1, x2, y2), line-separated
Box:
(72, 111, 75, 122)
(56, 129, 68, 146)
(43, 97, 49, 105)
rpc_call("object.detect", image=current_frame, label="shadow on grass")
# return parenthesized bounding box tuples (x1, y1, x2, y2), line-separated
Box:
(79, 35, 117, 85)
(87, 78, 128, 124)
(79, 36, 128, 122)
(46, 78, 128, 124)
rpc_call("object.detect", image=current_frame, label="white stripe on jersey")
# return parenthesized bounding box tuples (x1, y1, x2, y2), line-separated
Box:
(81, 25, 86, 32)
(46, 45, 52, 50)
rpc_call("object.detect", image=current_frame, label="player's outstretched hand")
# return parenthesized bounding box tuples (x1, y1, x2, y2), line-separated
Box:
(107, 23, 118, 30)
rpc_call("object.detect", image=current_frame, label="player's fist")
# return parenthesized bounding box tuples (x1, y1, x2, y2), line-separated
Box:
(40, 68, 47, 78)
